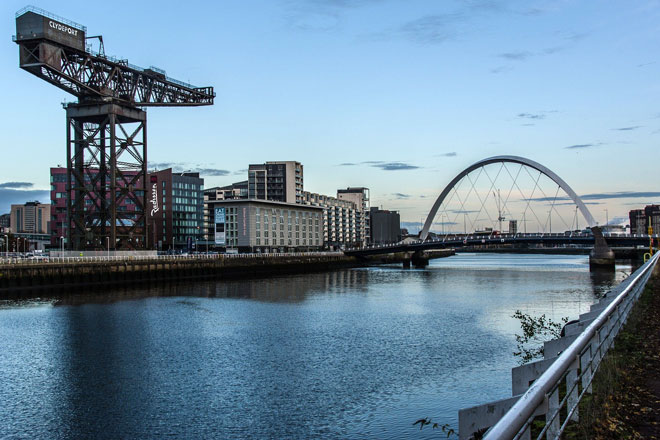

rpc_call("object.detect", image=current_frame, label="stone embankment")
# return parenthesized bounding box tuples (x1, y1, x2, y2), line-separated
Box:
(0, 253, 363, 296)
(0, 250, 455, 297)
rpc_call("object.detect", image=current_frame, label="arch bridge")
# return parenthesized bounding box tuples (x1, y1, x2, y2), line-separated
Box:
(350, 155, 623, 267)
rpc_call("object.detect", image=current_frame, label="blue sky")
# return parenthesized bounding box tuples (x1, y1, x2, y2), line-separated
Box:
(1, 0, 659, 232)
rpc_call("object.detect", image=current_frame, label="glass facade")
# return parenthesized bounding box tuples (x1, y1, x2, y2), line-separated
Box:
(171, 177, 204, 247)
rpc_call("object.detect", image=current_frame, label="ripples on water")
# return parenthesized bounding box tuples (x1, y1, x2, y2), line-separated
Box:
(0, 254, 633, 439)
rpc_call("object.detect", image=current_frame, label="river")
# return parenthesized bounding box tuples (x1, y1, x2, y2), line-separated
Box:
(0, 253, 633, 439)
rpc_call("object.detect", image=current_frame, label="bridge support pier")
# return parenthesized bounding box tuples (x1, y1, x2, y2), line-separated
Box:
(589, 226, 615, 269)
(411, 251, 429, 269)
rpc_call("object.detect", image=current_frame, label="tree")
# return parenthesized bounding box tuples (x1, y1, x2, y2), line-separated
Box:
(512, 310, 568, 365)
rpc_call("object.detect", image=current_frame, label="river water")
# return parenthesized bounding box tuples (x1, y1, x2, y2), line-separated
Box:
(0, 254, 633, 439)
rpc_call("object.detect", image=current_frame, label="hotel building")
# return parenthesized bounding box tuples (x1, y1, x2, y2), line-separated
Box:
(206, 199, 323, 253)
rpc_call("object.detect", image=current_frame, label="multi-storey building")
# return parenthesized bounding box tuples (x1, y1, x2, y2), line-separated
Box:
(629, 205, 660, 234)
(49, 167, 143, 249)
(10, 201, 50, 234)
(148, 169, 204, 251)
(206, 199, 323, 253)
(202, 161, 373, 250)
(202, 181, 248, 243)
(369, 207, 401, 245)
(337, 187, 370, 245)
(51, 167, 204, 251)
(248, 161, 303, 204)
(301, 191, 362, 249)
(0, 213, 11, 233)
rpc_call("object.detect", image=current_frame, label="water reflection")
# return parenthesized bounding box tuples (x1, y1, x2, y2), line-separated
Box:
(0, 254, 637, 439)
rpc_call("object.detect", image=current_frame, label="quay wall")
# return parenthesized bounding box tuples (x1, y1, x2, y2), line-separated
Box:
(0, 254, 369, 297)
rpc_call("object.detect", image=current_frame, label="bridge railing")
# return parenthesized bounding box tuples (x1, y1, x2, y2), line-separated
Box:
(476, 251, 659, 440)
(0, 251, 343, 265)
(346, 232, 659, 252)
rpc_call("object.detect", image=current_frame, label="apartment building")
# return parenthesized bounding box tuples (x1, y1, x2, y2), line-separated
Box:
(248, 161, 303, 204)
(629, 205, 660, 235)
(10, 201, 50, 234)
(301, 191, 363, 249)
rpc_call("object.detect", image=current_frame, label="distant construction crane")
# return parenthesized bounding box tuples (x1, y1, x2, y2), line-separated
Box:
(13, 6, 214, 250)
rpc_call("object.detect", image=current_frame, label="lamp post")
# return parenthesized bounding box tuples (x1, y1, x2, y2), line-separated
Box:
(60, 236, 64, 256)
(4, 235, 8, 257)
(106, 236, 110, 258)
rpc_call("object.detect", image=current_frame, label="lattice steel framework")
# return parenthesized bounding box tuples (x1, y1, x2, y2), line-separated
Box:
(66, 104, 147, 250)
(14, 7, 214, 250)
(16, 40, 214, 107)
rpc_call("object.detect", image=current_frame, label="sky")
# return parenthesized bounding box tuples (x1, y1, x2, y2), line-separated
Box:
(1, 0, 659, 233)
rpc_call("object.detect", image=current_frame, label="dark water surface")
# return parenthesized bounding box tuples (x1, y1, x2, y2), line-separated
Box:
(0, 254, 632, 439)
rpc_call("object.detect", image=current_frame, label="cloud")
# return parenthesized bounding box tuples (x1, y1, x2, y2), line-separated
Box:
(149, 162, 175, 170)
(607, 216, 627, 225)
(150, 162, 230, 177)
(499, 51, 533, 61)
(518, 112, 546, 120)
(392, 193, 410, 199)
(375, 0, 511, 46)
(613, 126, 642, 131)
(400, 221, 423, 233)
(490, 66, 512, 74)
(530, 191, 660, 202)
(233, 169, 248, 175)
(397, 13, 465, 44)
(637, 61, 656, 68)
(284, 0, 385, 32)
(337, 160, 419, 170)
(497, 32, 588, 65)
(565, 143, 596, 150)
(0, 182, 33, 189)
(193, 168, 231, 177)
(0, 189, 50, 214)
(436, 152, 457, 157)
(372, 162, 420, 171)
(546, 201, 602, 206)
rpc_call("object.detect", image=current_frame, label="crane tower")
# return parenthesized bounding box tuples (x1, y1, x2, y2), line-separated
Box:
(13, 6, 214, 250)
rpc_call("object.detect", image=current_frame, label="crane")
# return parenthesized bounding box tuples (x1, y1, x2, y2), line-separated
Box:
(14, 6, 215, 250)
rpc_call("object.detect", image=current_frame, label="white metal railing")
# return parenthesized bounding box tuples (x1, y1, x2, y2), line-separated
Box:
(482, 251, 659, 440)
(0, 251, 343, 265)
(345, 233, 660, 252)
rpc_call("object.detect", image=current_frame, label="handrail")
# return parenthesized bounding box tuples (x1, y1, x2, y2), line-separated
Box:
(483, 251, 659, 439)
(0, 251, 344, 265)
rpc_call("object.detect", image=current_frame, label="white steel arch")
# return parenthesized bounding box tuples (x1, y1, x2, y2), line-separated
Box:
(420, 155, 597, 241)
